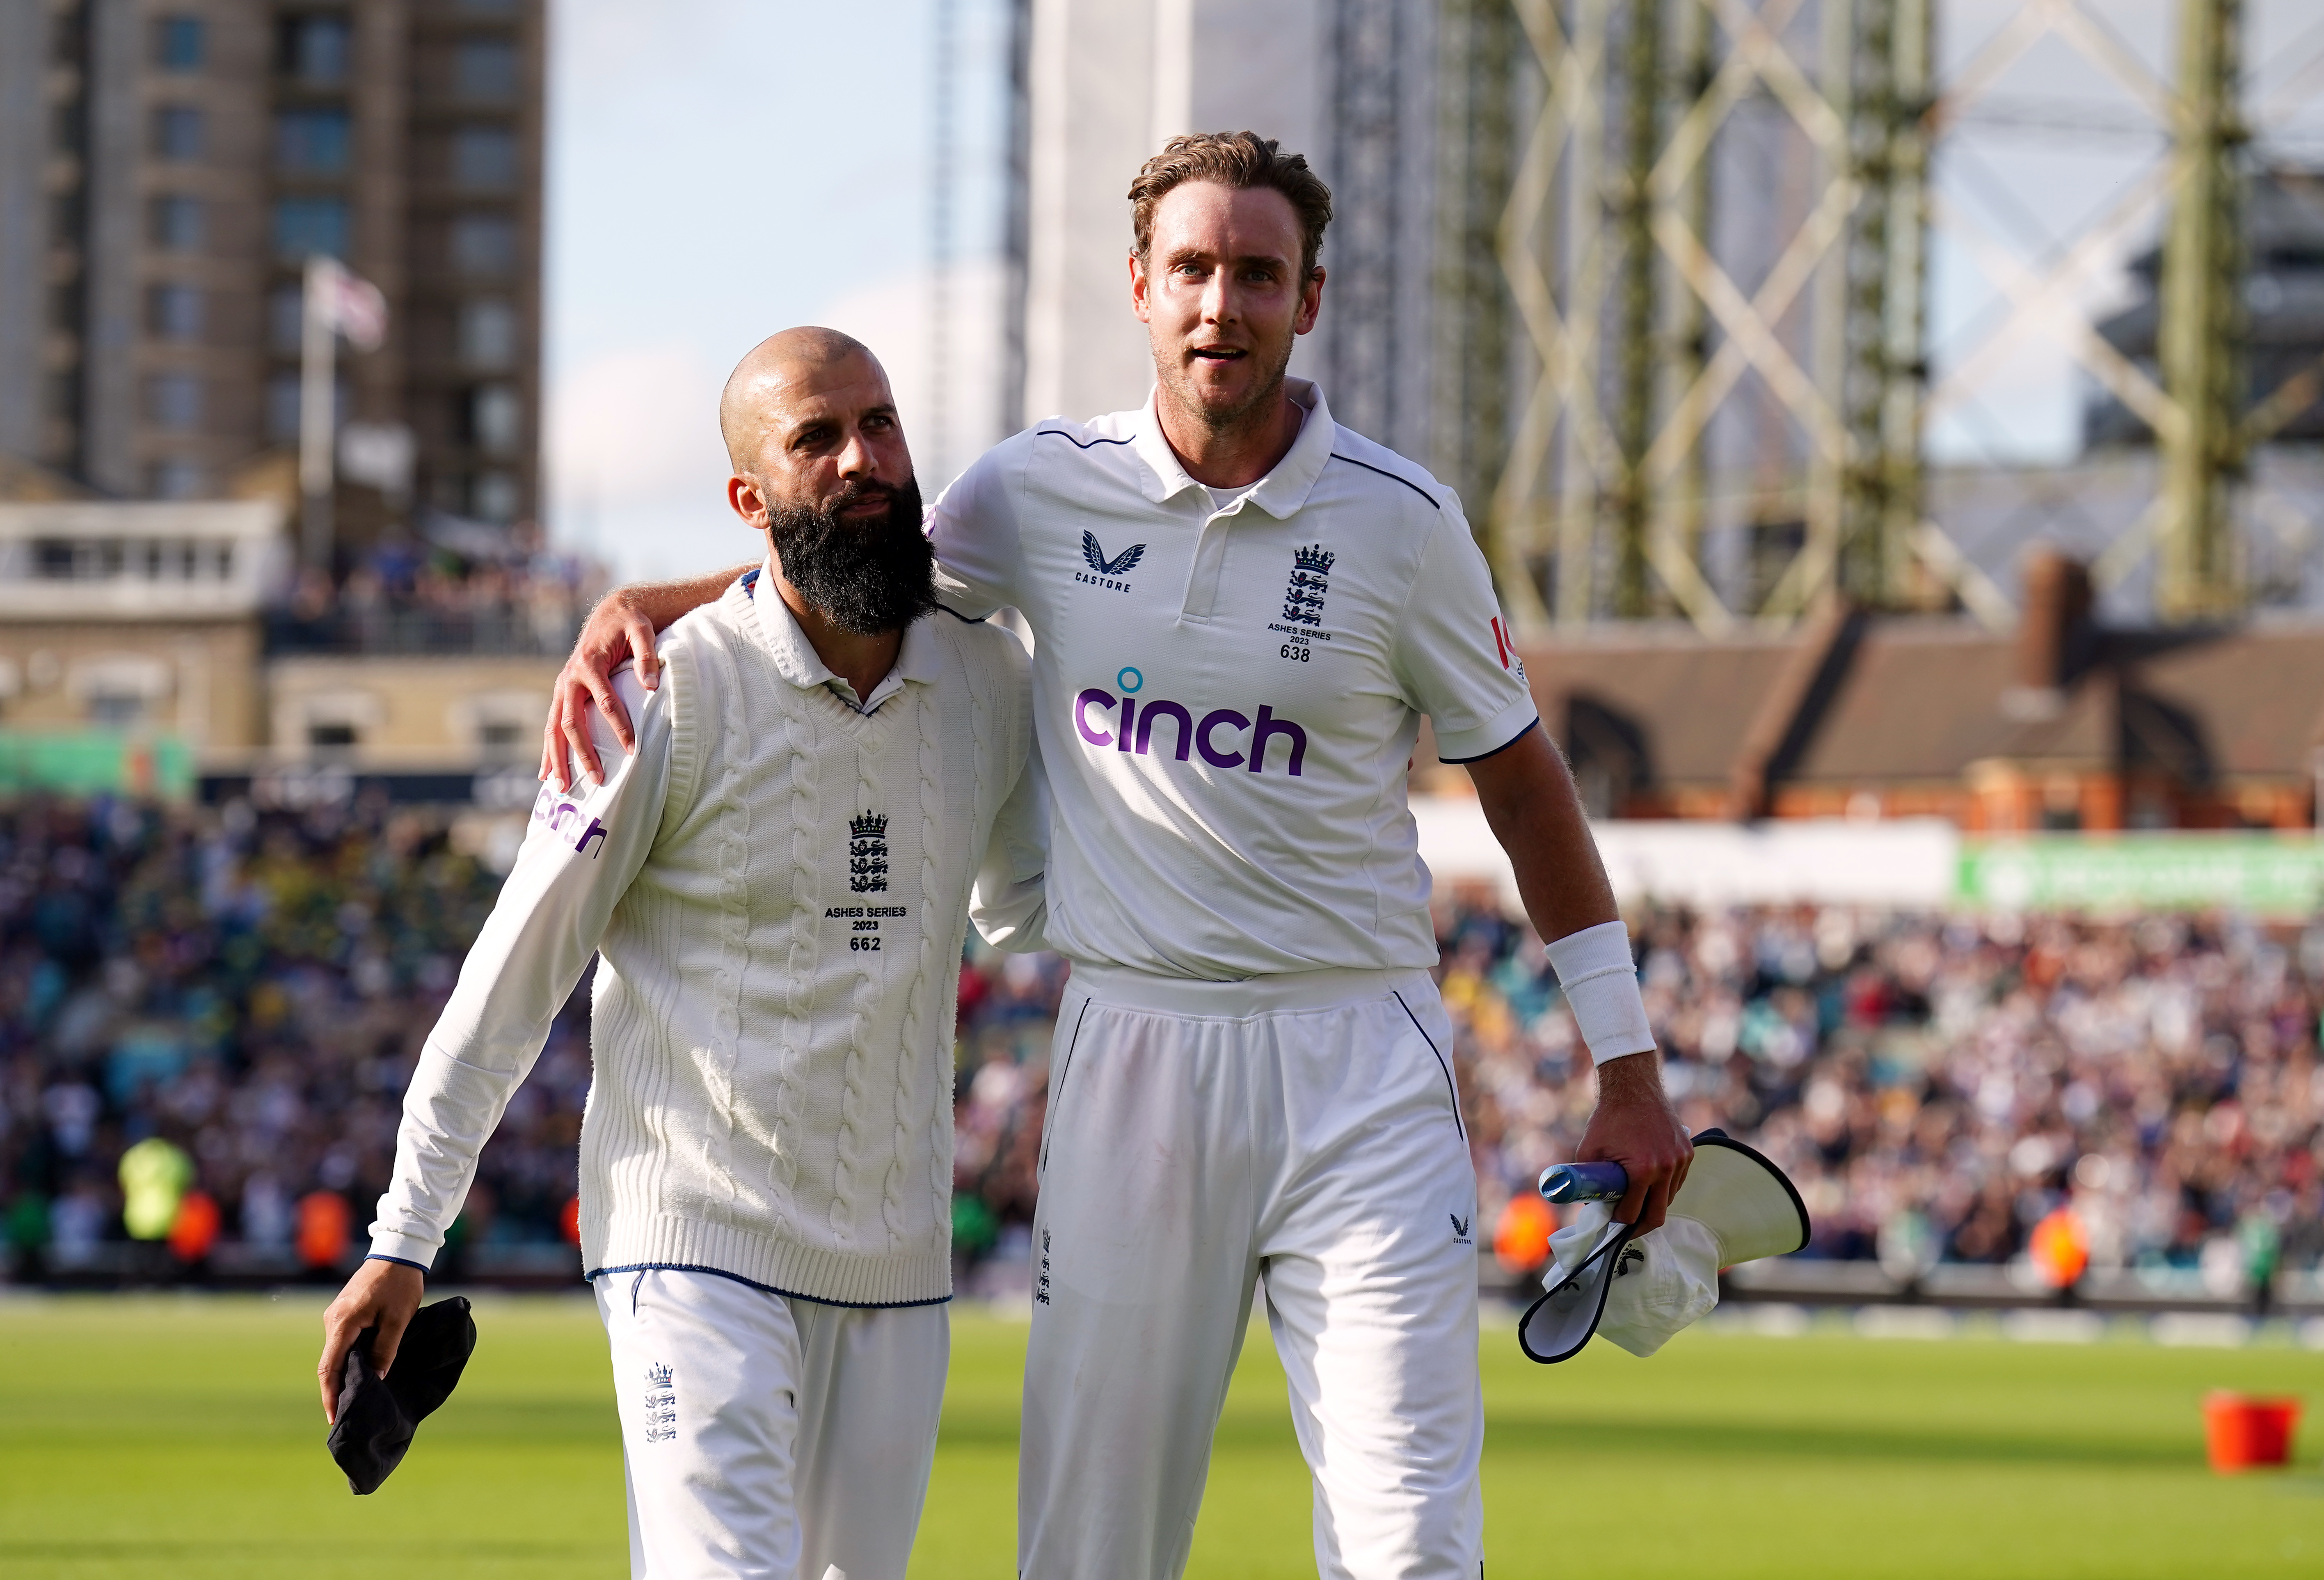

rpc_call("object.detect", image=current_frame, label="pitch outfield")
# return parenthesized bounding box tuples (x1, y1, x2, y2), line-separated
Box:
(0, 1296, 2317, 1578)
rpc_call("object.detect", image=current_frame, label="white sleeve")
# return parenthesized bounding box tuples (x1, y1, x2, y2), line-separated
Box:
(368, 666, 672, 1269)
(929, 432, 1032, 619)
(1390, 504, 1541, 763)
(970, 732, 1050, 953)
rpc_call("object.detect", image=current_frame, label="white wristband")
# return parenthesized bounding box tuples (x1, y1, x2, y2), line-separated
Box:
(1544, 919, 1656, 1067)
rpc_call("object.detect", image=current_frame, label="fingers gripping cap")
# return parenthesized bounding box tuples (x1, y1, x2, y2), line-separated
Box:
(1516, 1131, 1809, 1365)
(326, 1296, 478, 1494)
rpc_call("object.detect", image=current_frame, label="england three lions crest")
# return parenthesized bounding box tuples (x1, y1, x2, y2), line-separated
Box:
(1282, 543, 1334, 626)
(848, 811, 889, 894)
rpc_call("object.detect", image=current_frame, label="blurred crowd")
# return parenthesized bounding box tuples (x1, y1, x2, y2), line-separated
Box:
(1435, 901, 2324, 1285)
(269, 520, 606, 656)
(948, 900, 2324, 1291)
(5, 792, 2321, 1291)
(0, 795, 586, 1280)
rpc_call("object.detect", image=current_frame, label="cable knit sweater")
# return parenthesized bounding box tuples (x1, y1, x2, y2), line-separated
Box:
(369, 574, 1045, 1306)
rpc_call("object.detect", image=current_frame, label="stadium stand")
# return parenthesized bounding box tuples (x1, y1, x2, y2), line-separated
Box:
(3, 797, 2318, 1300)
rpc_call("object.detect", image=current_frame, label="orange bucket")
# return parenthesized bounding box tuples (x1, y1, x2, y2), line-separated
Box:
(2202, 1392, 2302, 1472)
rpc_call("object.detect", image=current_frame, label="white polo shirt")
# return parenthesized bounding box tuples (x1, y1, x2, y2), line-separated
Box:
(933, 378, 1536, 980)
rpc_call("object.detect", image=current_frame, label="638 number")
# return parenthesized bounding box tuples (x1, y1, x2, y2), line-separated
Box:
(1279, 643, 1311, 662)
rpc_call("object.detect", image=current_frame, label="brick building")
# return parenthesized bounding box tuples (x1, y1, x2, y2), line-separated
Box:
(0, 0, 544, 532)
(1420, 554, 2324, 834)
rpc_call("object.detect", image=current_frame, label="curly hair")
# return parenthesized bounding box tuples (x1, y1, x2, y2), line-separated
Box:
(1127, 131, 1334, 277)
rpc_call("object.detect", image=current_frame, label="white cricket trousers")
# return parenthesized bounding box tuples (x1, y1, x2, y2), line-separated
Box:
(594, 1267, 949, 1580)
(1020, 965, 1485, 1580)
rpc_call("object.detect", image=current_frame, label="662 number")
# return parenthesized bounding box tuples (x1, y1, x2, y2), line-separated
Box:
(850, 936, 881, 951)
(1279, 643, 1311, 662)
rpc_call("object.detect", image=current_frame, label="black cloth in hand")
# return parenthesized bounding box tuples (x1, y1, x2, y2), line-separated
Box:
(326, 1296, 478, 1495)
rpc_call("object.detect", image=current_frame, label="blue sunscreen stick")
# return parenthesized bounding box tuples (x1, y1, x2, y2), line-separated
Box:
(1537, 1161, 1631, 1204)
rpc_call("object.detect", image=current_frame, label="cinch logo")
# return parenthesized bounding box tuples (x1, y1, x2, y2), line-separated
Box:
(531, 785, 608, 857)
(1073, 688, 1309, 775)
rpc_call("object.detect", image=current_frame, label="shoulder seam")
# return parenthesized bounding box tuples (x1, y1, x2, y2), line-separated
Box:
(1327, 450, 1441, 510)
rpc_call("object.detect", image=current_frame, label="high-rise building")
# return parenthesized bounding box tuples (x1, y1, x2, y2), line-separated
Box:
(1009, 0, 1436, 465)
(0, 0, 544, 538)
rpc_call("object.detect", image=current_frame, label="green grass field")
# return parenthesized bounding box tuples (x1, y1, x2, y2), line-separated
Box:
(1, 1295, 2319, 1578)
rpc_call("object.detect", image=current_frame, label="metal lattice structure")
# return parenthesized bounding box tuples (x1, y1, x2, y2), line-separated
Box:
(1432, 0, 1532, 619)
(1447, 0, 2318, 633)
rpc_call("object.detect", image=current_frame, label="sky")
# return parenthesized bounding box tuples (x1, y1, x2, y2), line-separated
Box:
(537, 1, 2324, 580)
(1923, 0, 2324, 465)
(540, 0, 1009, 582)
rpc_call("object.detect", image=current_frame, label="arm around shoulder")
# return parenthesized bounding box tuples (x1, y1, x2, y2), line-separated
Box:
(542, 566, 744, 789)
(966, 621, 1048, 952)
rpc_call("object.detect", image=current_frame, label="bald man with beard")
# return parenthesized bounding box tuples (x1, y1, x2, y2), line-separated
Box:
(319, 329, 1046, 1580)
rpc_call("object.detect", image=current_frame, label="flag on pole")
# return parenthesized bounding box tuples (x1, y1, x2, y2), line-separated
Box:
(312, 257, 389, 350)
(299, 254, 389, 565)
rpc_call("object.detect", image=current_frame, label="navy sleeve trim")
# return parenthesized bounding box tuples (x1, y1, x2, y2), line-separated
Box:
(1438, 716, 1541, 765)
(1036, 428, 1134, 450)
(583, 1261, 954, 1310)
(1328, 451, 1441, 509)
(365, 1253, 429, 1272)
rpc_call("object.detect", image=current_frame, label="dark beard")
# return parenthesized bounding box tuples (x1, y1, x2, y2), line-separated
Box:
(765, 476, 935, 636)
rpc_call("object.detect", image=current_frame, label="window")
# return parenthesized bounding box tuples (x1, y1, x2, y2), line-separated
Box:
(457, 299, 515, 368)
(44, 370, 80, 421)
(269, 286, 304, 353)
(467, 385, 521, 454)
(471, 471, 519, 523)
(267, 373, 301, 441)
(275, 108, 351, 174)
(478, 719, 525, 765)
(51, 5, 87, 65)
(154, 106, 206, 160)
(148, 374, 204, 432)
(151, 195, 204, 250)
(155, 16, 205, 70)
(268, 373, 347, 441)
(150, 460, 205, 499)
(273, 196, 349, 260)
(449, 213, 515, 273)
(279, 14, 350, 84)
(308, 721, 359, 754)
(91, 693, 148, 729)
(455, 39, 518, 99)
(149, 284, 205, 341)
(452, 125, 517, 188)
(50, 100, 86, 155)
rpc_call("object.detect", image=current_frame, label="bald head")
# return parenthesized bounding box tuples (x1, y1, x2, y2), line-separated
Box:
(718, 325, 917, 557)
(719, 327, 885, 473)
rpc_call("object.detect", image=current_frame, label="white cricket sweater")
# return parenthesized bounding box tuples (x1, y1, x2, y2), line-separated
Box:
(369, 575, 1045, 1306)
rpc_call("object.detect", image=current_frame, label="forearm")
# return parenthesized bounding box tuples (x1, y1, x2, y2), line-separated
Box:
(1468, 730, 1653, 1068)
(370, 1049, 522, 1265)
(608, 565, 750, 634)
(1468, 730, 1619, 943)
